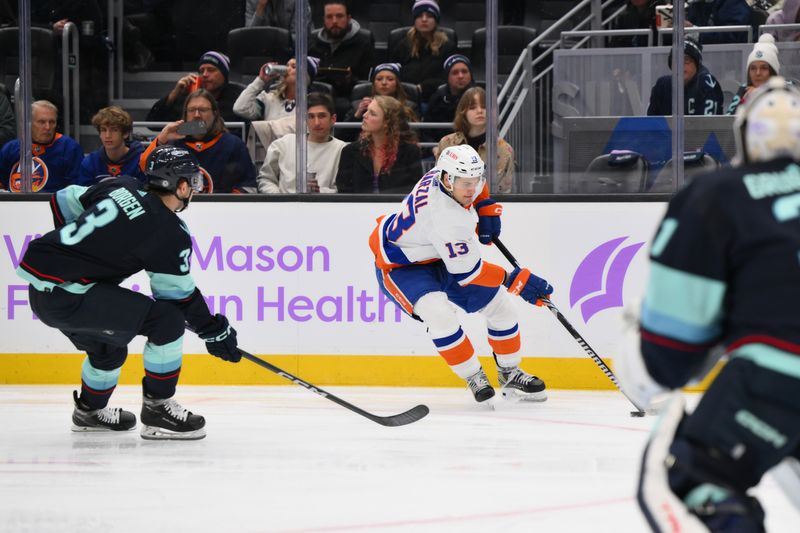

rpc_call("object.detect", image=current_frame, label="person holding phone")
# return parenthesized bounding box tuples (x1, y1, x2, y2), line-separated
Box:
(142, 89, 257, 193)
(147, 51, 245, 123)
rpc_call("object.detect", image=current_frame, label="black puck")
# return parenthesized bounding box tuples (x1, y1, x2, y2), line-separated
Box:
(630, 410, 646, 417)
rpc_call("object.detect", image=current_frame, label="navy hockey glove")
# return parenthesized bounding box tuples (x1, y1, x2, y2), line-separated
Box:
(504, 268, 553, 306)
(474, 198, 502, 245)
(197, 314, 240, 362)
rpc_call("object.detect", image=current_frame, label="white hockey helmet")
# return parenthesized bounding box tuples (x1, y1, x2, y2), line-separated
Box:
(436, 145, 486, 192)
(733, 76, 800, 165)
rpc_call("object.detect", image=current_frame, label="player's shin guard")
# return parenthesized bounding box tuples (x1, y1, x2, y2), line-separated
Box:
(79, 358, 122, 409)
(142, 337, 183, 399)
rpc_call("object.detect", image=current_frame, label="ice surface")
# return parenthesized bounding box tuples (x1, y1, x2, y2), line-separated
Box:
(0, 386, 797, 532)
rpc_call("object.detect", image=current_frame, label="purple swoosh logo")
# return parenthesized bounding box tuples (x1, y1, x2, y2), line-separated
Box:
(570, 237, 645, 323)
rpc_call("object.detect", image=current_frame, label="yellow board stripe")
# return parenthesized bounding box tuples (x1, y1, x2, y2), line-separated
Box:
(0, 353, 719, 391)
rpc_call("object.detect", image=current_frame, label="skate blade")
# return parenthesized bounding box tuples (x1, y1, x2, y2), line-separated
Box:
(140, 425, 206, 441)
(71, 424, 136, 432)
(500, 388, 548, 402)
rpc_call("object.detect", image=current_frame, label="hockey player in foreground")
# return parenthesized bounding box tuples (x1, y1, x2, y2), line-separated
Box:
(16, 145, 240, 440)
(369, 145, 554, 402)
(619, 77, 800, 532)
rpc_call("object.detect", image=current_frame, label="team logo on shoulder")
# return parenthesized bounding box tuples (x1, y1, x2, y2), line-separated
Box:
(9, 157, 48, 192)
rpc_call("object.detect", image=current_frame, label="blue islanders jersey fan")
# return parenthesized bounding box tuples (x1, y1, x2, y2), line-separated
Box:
(0, 133, 83, 192)
(141, 133, 256, 193)
(79, 141, 146, 185)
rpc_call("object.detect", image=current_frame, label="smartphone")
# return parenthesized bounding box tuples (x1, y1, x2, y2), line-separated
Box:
(177, 120, 207, 136)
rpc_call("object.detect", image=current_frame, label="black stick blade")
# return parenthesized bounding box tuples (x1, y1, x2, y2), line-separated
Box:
(370, 404, 430, 427)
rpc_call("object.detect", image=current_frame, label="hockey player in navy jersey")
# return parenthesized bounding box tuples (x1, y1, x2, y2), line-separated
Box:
(369, 145, 553, 403)
(619, 77, 800, 531)
(16, 145, 240, 440)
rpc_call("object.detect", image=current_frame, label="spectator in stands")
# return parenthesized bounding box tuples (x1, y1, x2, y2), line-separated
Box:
(345, 63, 419, 122)
(647, 36, 723, 116)
(608, 0, 659, 48)
(257, 93, 345, 193)
(147, 51, 244, 123)
(0, 86, 14, 150)
(310, 0, 374, 118)
(0, 100, 82, 193)
(727, 33, 781, 114)
(143, 89, 257, 193)
(423, 54, 476, 142)
(766, 0, 800, 42)
(233, 57, 321, 122)
(79, 106, 146, 186)
(435, 87, 515, 194)
(335, 95, 422, 193)
(245, 0, 311, 36)
(391, 0, 457, 102)
(686, 0, 753, 44)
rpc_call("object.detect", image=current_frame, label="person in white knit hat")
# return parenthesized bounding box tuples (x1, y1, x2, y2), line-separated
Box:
(727, 34, 781, 114)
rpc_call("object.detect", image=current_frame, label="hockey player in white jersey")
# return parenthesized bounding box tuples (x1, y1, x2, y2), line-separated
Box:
(369, 145, 554, 402)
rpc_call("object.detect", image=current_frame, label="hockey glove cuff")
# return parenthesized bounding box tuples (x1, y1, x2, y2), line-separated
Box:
(474, 198, 502, 245)
(197, 314, 240, 362)
(504, 267, 553, 306)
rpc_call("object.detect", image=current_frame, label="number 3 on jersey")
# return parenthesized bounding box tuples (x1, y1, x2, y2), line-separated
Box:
(59, 198, 120, 245)
(386, 195, 416, 241)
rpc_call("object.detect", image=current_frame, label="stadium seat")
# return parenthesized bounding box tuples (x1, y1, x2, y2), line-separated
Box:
(576, 150, 649, 193)
(171, 0, 244, 62)
(0, 27, 56, 101)
(470, 26, 537, 82)
(351, 0, 412, 49)
(649, 151, 719, 193)
(227, 27, 294, 83)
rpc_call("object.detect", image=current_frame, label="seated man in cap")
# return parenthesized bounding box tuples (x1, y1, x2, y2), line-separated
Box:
(147, 51, 245, 123)
(647, 36, 723, 116)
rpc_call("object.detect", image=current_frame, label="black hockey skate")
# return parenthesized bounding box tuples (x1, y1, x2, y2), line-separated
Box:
(466, 368, 496, 403)
(71, 390, 136, 432)
(140, 392, 206, 441)
(497, 364, 547, 402)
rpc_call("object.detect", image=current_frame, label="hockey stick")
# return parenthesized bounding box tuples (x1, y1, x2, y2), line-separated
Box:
(491, 237, 646, 415)
(238, 349, 430, 427)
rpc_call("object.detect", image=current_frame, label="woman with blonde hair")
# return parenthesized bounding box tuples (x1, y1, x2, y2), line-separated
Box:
(335, 95, 422, 193)
(390, 0, 456, 102)
(435, 86, 515, 193)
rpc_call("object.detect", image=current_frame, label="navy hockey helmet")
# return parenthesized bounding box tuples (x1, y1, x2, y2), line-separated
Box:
(733, 76, 800, 165)
(144, 145, 203, 193)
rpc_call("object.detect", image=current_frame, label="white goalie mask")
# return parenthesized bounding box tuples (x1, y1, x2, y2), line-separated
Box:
(436, 145, 486, 200)
(733, 76, 800, 165)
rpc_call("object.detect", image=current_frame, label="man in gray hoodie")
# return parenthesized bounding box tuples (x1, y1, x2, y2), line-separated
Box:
(309, 0, 374, 116)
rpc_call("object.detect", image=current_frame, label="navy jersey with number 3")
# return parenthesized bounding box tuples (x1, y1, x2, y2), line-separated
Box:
(18, 177, 197, 302)
(640, 158, 800, 387)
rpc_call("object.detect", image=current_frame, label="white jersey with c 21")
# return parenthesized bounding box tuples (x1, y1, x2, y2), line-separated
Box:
(370, 169, 497, 287)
